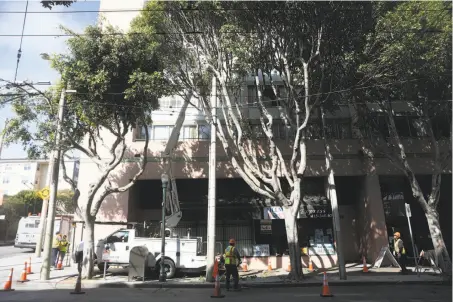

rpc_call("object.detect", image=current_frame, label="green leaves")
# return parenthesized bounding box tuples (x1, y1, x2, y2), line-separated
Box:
(3, 20, 171, 159)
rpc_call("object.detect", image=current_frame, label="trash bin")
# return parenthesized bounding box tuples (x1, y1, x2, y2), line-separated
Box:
(128, 246, 149, 282)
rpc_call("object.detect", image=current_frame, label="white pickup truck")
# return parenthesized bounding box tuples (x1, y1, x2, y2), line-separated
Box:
(95, 228, 207, 279)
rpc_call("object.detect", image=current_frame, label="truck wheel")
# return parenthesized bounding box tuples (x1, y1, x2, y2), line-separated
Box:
(157, 259, 176, 279)
(97, 263, 110, 272)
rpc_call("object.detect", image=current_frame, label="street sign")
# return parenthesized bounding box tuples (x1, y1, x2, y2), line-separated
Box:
(38, 187, 50, 200)
(405, 203, 412, 217)
(0, 215, 5, 220)
(102, 250, 110, 262)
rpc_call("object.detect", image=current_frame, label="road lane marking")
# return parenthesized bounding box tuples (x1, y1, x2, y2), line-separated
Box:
(294, 293, 364, 297)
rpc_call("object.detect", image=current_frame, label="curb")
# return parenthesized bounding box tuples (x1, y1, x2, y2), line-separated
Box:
(83, 279, 450, 289)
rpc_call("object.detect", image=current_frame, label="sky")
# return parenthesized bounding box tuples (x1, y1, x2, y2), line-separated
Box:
(0, 0, 100, 159)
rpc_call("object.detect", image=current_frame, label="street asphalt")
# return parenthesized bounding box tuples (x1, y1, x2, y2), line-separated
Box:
(0, 244, 33, 260)
(0, 285, 451, 302)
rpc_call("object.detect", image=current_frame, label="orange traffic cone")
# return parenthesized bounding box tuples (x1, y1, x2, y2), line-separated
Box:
(27, 257, 32, 274)
(210, 272, 225, 298)
(287, 262, 291, 272)
(2, 268, 14, 291)
(362, 256, 369, 273)
(267, 257, 272, 271)
(242, 256, 248, 272)
(18, 262, 29, 283)
(308, 258, 314, 272)
(320, 272, 333, 297)
(56, 258, 63, 270)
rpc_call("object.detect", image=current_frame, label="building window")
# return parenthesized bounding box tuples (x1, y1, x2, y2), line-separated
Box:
(272, 123, 287, 139)
(2, 177, 9, 184)
(247, 86, 256, 105)
(432, 114, 451, 139)
(305, 123, 322, 139)
(153, 125, 172, 140)
(325, 119, 352, 139)
(198, 125, 210, 140)
(159, 96, 183, 108)
(136, 126, 151, 140)
(182, 126, 197, 140)
(24, 164, 31, 171)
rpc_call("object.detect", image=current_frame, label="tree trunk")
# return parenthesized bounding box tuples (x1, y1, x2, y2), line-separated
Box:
(425, 205, 452, 277)
(283, 206, 303, 280)
(82, 216, 95, 279)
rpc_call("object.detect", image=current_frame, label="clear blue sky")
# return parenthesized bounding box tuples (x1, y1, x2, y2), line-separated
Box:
(0, 0, 100, 159)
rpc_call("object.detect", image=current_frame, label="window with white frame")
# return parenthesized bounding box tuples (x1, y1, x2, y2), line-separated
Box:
(153, 125, 173, 140)
(2, 177, 10, 184)
(182, 126, 197, 140)
(159, 96, 183, 108)
(24, 164, 31, 171)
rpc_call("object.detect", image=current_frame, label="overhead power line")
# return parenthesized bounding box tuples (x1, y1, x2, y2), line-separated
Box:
(13, 0, 29, 83)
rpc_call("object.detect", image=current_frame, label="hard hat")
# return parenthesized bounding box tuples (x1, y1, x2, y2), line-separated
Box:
(229, 238, 236, 245)
(394, 232, 401, 238)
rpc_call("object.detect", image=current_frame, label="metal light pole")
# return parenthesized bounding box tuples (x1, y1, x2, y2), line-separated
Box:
(40, 88, 76, 280)
(206, 76, 217, 282)
(159, 173, 169, 282)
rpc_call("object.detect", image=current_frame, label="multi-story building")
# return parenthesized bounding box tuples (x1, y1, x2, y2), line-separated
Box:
(73, 0, 451, 270)
(0, 158, 80, 205)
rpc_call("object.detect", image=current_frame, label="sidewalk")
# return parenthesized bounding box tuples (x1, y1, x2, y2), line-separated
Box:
(8, 261, 448, 292)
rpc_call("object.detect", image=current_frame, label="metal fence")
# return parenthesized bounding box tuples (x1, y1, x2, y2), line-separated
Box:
(171, 221, 254, 256)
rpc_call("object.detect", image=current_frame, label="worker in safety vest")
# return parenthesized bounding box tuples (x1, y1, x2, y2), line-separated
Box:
(58, 235, 70, 265)
(393, 232, 408, 274)
(52, 232, 62, 267)
(221, 238, 241, 291)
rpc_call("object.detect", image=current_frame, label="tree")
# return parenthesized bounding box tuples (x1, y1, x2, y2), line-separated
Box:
(134, 1, 373, 280)
(7, 190, 42, 216)
(0, 195, 25, 240)
(41, 1, 75, 9)
(1, 19, 171, 278)
(56, 189, 75, 214)
(352, 1, 452, 276)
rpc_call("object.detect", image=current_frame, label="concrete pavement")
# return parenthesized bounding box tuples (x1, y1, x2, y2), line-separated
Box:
(0, 285, 451, 302)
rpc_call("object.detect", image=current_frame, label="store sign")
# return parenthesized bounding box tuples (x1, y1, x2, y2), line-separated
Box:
(382, 192, 405, 217)
(308, 243, 336, 256)
(253, 244, 270, 257)
(263, 207, 285, 219)
(260, 220, 272, 234)
(298, 205, 332, 219)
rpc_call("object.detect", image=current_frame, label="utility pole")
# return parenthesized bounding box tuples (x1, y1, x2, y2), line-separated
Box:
(0, 119, 10, 159)
(320, 106, 346, 280)
(40, 88, 67, 280)
(205, 77, 217, 282)
(35, 160, 53, 258)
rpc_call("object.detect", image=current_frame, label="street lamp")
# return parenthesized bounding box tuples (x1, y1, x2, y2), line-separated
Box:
(159, 173, 169, 282)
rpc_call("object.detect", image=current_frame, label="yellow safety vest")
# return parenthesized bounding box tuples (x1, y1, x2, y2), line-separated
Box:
(59, 239, 69, 252)
(52, 238, 60, 249)
(224, 246, 238, 265)
(394, 238, 406, 255)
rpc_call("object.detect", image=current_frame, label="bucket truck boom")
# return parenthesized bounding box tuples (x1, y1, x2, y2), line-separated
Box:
(161, 92, 192, 229)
